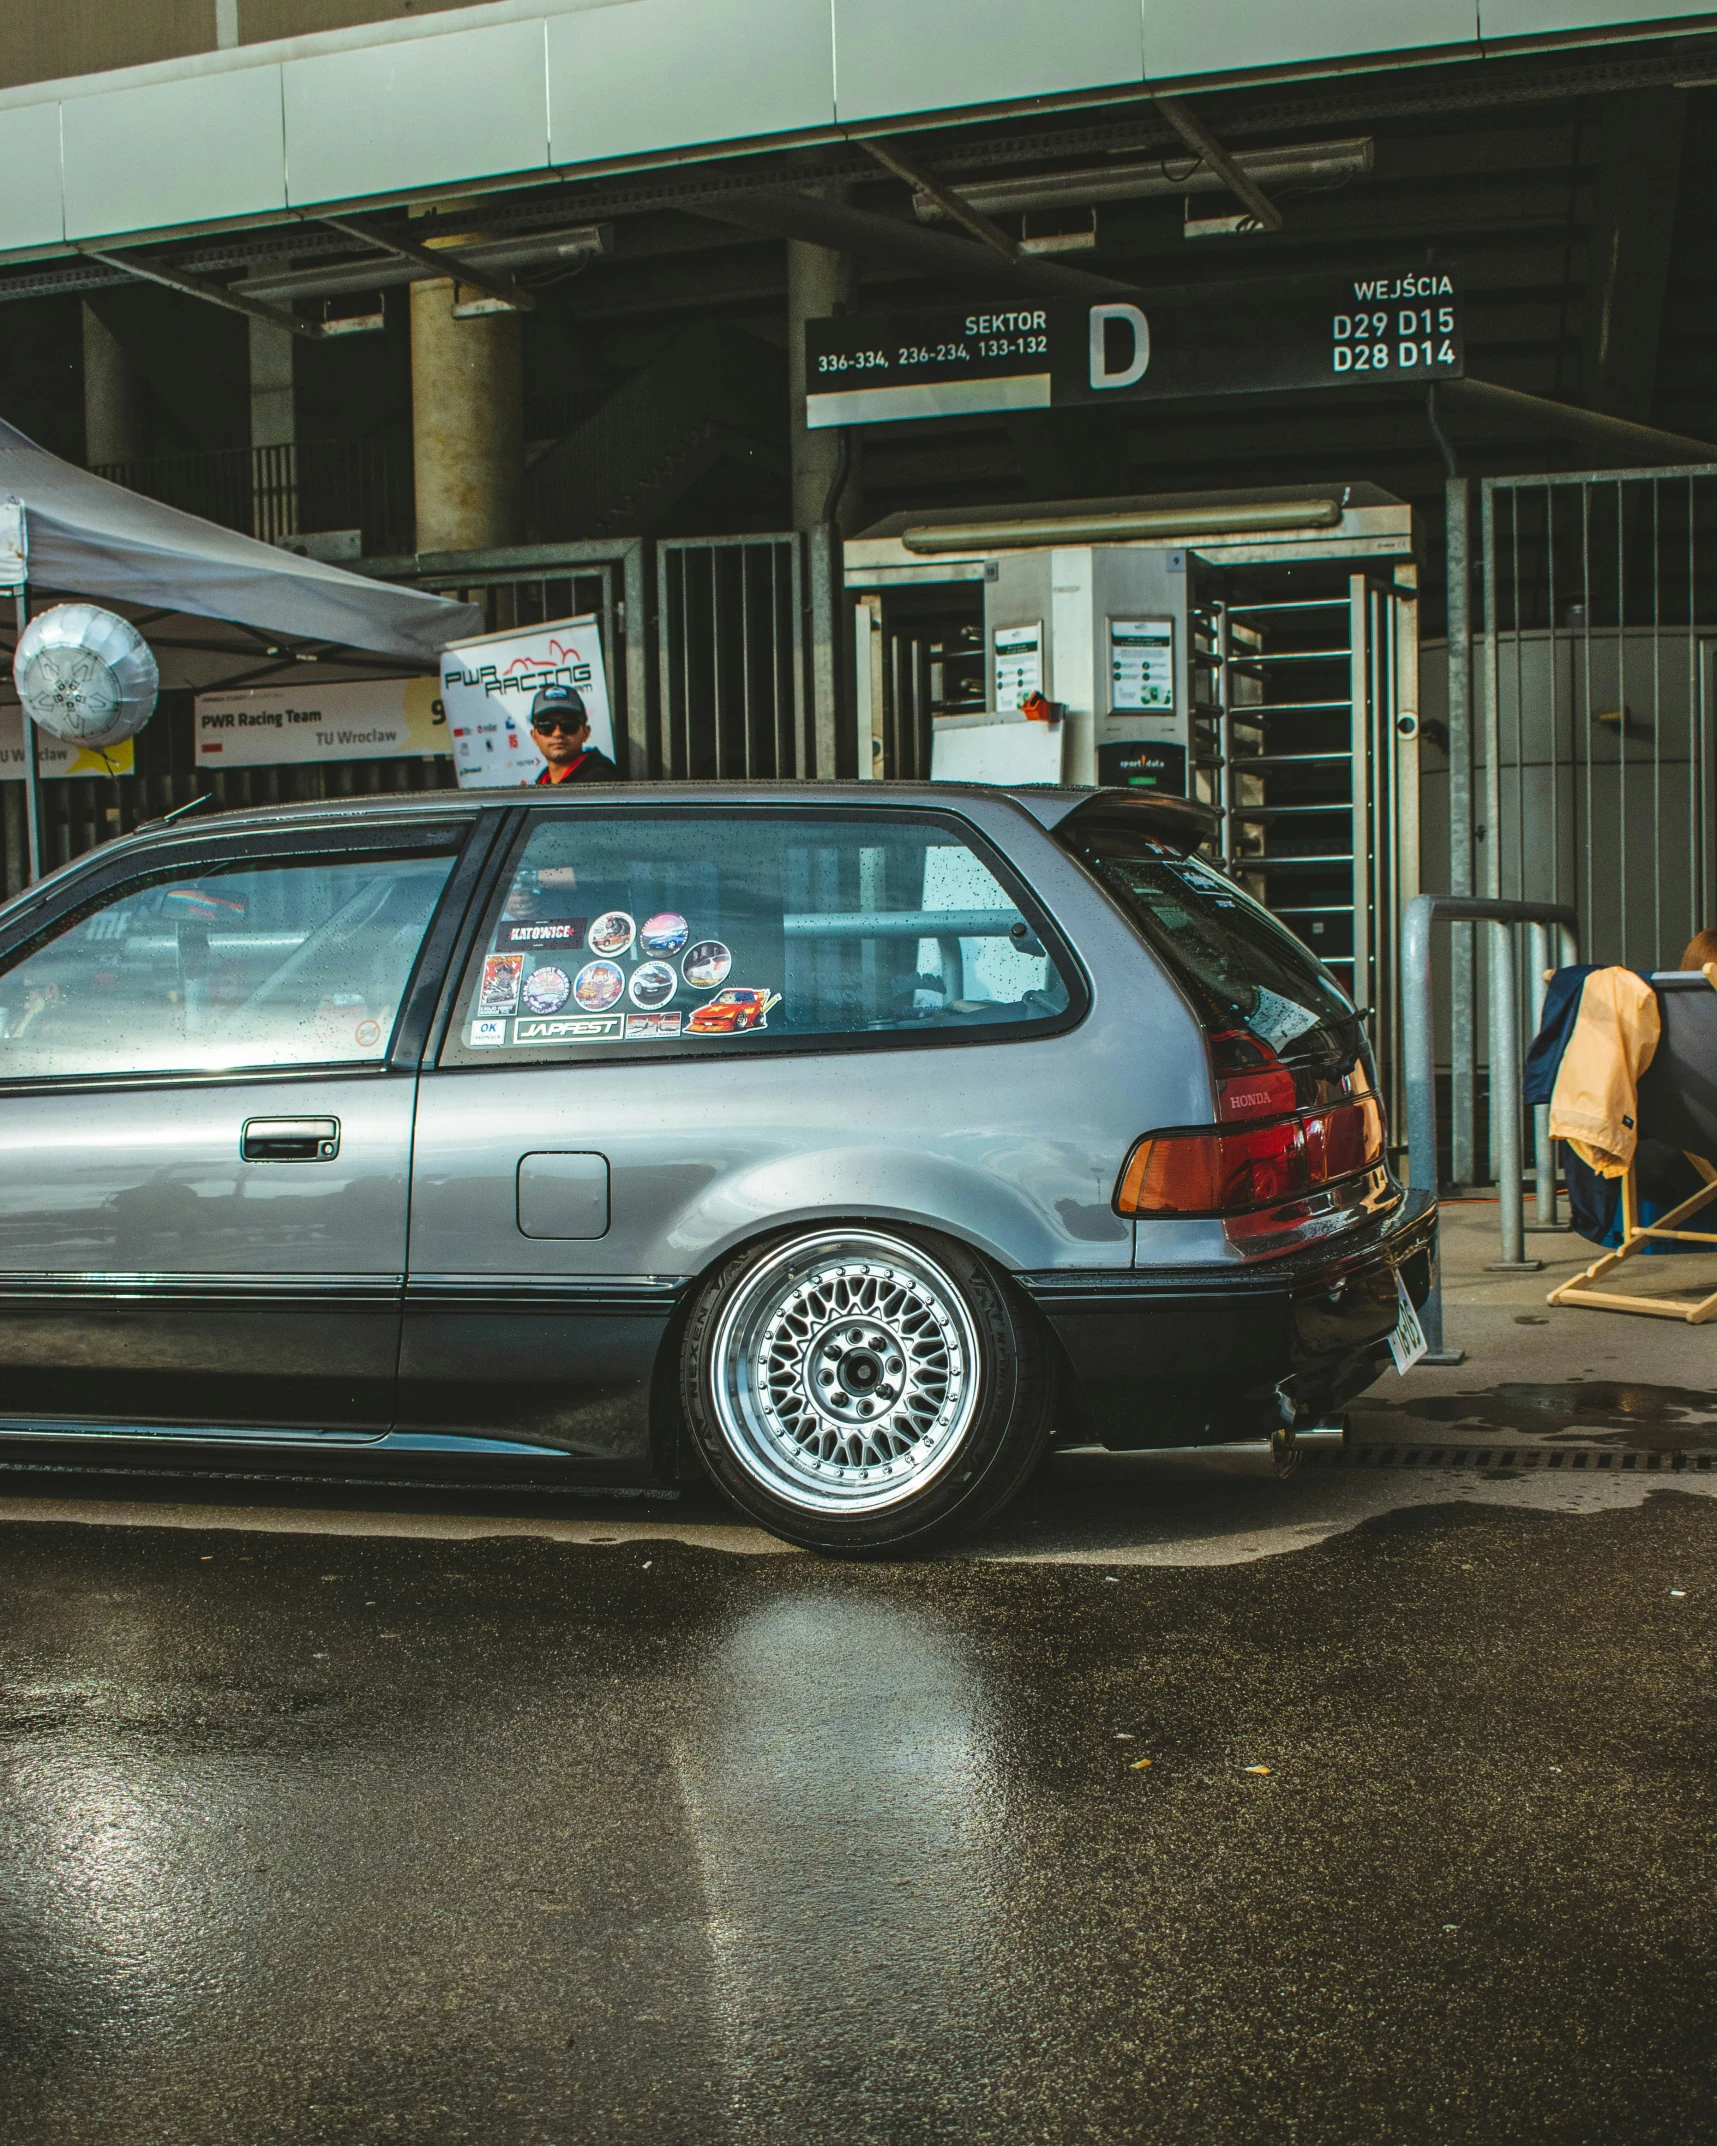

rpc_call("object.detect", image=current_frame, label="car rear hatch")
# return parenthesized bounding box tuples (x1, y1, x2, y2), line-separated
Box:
(1055, 794, 1396, 1260)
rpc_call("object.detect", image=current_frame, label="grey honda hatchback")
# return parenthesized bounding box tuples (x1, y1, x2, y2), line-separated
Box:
(0, 783, 1433, 1551)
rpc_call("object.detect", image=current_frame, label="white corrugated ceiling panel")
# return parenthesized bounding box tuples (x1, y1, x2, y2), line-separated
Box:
(1480, 0, 1716, 35)
(833, 0, 1144, 123)
(0, 103, 64, 253)
(548, 0, 833, 164)
(1144, 0, 1480, 83)
(62, 64, 287, 240)
(284, 18, 550, 206)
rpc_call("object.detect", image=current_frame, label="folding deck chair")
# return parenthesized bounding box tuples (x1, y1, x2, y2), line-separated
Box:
(1547, 970, 1717, 1323)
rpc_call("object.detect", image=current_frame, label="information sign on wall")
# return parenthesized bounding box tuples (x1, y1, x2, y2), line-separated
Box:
(194, 676, 445, 767)
(992, 623, 1042, 711)
(1108, 619, 1175, 714)
(806, 272, 1463, 428)
(439, 615, 616, 788)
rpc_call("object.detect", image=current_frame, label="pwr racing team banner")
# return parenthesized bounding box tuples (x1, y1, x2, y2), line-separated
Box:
(194, 677, 446, 766)
(439, 614, 616, 789)
(804, 271, 1463, 428)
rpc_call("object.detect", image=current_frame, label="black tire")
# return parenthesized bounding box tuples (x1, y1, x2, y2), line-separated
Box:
(680, 1222, 1053, 1554)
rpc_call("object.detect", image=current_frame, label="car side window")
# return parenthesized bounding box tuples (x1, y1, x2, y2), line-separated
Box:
(0, 847, 458, 1081)
(443, 808, 1075, 1064)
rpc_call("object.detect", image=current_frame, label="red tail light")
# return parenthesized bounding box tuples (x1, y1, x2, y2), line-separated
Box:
(1117, 1093, 1386, 1218)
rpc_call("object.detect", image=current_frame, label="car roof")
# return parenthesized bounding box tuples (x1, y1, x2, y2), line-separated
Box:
(108, 779, 1091, 835)
(0, 781, 1213, 924)
(104, 779, 1211, 839)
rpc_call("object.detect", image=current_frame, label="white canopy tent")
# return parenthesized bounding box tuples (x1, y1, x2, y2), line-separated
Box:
(0, 417, 484, 876)
(0, 418, 480, 668)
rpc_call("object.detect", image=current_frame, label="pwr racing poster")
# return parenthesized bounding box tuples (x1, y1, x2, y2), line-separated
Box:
(440, 614, 616, 788)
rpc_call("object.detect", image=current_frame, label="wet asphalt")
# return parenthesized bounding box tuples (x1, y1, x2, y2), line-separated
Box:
(3, 1433, 1717, 2146)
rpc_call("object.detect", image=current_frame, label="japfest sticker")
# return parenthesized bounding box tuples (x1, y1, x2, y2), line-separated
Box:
(468, 994, 775, 1047)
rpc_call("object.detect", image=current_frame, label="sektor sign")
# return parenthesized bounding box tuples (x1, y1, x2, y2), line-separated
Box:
(804, 272, 1463, 427)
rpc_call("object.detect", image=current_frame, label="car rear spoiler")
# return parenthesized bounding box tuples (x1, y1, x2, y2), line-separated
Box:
(1053, 789, 1221, 853)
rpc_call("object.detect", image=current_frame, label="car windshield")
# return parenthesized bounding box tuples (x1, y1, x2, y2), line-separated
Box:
(1061, 818, 1355, 1058)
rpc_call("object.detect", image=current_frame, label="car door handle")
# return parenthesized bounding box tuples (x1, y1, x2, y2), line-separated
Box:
(241, 1117, 341, 1162)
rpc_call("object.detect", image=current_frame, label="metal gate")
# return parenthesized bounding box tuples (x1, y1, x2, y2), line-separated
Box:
(1207, 569, 1419, 1117)
(385, 537, 649, 776)
(1444, 462, 1717, 1183)
(402, 528, 841, 780)
(1473, 467, 1717, 959)
(656, 529, 840, 779)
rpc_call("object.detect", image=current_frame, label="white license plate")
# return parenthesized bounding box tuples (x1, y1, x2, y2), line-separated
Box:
(1387, 1270, 1428, 1375)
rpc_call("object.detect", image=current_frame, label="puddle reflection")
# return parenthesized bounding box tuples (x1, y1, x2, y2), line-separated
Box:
(675, 1591, 1029, 2127)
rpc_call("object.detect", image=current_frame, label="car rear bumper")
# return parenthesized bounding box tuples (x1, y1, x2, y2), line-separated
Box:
(1018, 1187, 1438, 1449)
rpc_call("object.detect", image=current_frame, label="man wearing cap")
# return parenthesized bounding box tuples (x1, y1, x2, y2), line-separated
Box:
(529, 685, 621, 784)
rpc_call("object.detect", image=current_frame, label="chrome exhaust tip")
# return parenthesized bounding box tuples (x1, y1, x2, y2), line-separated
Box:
(1270, 1415, 1349, 1475)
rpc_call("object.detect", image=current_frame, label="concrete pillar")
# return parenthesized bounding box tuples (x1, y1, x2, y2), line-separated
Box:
(81, 303, 144, 468)
(787, 236, 862, 535)
(249, 317, 295, 450)
(410, 268, 523, 555)
(248, 312, 297, 541)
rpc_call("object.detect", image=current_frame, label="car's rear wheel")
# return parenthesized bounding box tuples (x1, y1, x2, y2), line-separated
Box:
(681, 1225, 1053, 1553)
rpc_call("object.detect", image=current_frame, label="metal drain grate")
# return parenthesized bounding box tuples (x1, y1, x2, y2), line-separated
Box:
(1345, 1444, 1717, 1472)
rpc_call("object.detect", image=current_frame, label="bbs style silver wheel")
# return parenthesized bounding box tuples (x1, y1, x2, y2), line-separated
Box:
(708, 1230, 982, 1515)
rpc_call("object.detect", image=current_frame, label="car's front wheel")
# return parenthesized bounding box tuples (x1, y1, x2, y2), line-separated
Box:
(680, 1225, 1053, 1553)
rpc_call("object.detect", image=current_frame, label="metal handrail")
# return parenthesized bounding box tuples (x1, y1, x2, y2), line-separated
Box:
(1401, 893, 1578, 1358)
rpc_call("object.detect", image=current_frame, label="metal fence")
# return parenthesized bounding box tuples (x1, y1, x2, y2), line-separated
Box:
(656, 531, 841, 780)
(1443, 463, 1717, 1183)
(365, 538, 651, 777)
(93, 440, 414, 555)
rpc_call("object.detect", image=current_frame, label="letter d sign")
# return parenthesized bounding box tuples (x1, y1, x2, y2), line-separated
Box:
(1089, 303, 1150, 390)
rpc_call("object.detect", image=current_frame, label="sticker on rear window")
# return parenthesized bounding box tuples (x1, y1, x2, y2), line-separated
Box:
(478, 953, 524, 1014)
(1246, 985, 1323, 1051)
(629, 960, 677, 1009)
(572, 960, 625, 1011)
(515, 1013, 622, 1043)
(521, 965, 572, 1014)
(625, 1011, 683, 1039)
(499, 918, 587, 950)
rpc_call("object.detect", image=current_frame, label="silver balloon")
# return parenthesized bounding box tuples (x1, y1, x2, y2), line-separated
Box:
(13, 603, 159, 750)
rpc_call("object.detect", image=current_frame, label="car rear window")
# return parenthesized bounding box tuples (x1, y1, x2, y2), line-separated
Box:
(1061, 820, 1356, 1059)
(442, 807, 1079, 1065)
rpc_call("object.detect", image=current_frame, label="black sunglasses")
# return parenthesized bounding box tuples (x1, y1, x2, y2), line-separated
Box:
(531, 714, 588, 735)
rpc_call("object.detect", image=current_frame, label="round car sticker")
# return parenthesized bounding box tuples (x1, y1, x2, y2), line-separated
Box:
(629, 959, 678, 1010)
(681, 939, 732, 990)
(354, 1018, 382, 1048)
(587, 910, 636, 957)
(572, 959, 625, 1012)
(521, 964, 571, 1015)
(639, 911, 689, 955)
